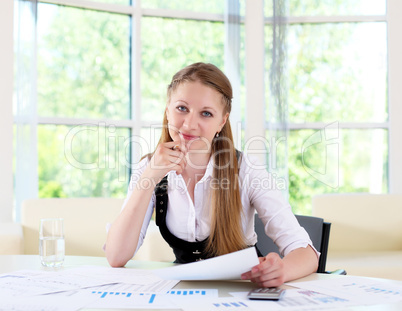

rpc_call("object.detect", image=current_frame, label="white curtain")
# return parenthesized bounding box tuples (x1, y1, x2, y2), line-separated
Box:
(14, 0, 38, 221)
(267, 0, 289, 194)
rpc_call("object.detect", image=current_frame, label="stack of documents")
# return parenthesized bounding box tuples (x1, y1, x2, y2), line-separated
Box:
(1, 247, 402, 310)
(0, 248, 259, 310)
(0, 266, 180, 310)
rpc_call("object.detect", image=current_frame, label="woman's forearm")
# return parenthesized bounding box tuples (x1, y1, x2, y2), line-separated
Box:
(105, 170, 160, 267)
(282, 245, 319, 282)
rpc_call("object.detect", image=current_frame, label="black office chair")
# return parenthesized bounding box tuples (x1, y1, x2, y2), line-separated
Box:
(254, 214, 334, 274)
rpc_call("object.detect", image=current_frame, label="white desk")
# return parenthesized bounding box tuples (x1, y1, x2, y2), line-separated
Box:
(0, 255, 401, 310)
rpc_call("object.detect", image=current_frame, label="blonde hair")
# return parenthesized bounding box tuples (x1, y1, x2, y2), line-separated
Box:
(158, 62, 247, 256)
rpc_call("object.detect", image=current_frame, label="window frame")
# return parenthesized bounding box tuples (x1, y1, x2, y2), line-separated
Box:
(36, 0, 232, 162)
(3, 0, 402, 222)
(1, 0, 14, 222)
(259, 2, 392, 197)
(270, 13, 389, 133)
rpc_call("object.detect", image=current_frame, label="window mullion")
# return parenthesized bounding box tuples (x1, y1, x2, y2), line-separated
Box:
(40, 0, 133, 14)
(245, 0, 265, 164)
(142, 8, 224, 22)
(224, 0, 241, 149)
(131, 0, 142, 166)
(268, 122, 390, 130)
(37, 117, 135, 128)
(0, 0, 14, 222)
(264, 15, 386, 25)
(387, 0, 402, 193)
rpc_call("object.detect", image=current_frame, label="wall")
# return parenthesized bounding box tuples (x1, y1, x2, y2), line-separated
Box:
(0, 0, 14, 222)
(388, 0, 402, 193)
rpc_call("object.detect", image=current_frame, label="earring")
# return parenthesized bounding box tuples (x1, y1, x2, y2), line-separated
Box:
(216, 132, 219, 138)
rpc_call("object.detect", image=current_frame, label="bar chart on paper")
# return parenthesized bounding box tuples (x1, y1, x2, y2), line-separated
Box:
(88, 291, 164, 308)
(167, 290, 207, 296)
(87, 289, 218, 309)
(178, 297, 251, 311)
(212, 301, 249, 309)
(96, 291, 154, 299)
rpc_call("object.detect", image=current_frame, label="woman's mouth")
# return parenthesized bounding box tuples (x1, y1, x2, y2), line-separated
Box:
(180, 133, 199, 141)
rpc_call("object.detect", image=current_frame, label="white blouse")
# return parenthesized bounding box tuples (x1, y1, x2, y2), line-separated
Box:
(122, 153, 318, 258)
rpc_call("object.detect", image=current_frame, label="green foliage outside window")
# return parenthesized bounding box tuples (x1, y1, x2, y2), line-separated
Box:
(265, 1, 388, 214)
(37, 4, 130, 119)
(141, 17, 224, 122)
(35, 1, 388, 216)
(37, 4, 130, 198)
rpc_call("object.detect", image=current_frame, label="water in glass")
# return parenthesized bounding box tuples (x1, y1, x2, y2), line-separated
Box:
(40, 236, 65, 267)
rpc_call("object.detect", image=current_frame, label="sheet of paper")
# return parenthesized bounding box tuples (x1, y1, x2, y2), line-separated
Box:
(159, 288, 384, 311)
(228, 289, 357, 311)
(178, 297, 253, 311)
(86, 289, 218, 309)
(0, 268, 180, 310)
(0, 270, 111, 297)
(153, 247, 259, 280)
(0, 290, 98, 311)
(0, 266, 178, 298)
(89, 278, 179, 293)
(66, 266, 167, 285)
(287, 276, 402, 305)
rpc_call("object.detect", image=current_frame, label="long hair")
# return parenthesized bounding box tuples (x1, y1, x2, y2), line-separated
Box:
(158, 62, 247, 256)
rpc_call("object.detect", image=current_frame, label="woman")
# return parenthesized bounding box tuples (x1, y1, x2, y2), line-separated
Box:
(105, 62, 318, 287)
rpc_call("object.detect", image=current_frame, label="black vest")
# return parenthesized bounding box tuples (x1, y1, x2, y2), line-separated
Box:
(155, 176, 209, 263)
(154, 150, 262, 263)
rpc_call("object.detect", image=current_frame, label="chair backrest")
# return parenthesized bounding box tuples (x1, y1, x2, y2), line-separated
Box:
(132, 219, 175, 262)
(254, 214, 331, 273)
(21, 198, 123, 257)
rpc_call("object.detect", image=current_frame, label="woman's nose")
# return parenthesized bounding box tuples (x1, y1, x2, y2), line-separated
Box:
(183, 113, 197, 130)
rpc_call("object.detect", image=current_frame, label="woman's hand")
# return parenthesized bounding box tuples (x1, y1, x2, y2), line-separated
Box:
(241, 253, 285, 287)
(241, 246, 318, 287)
(148, 141, 188, 180)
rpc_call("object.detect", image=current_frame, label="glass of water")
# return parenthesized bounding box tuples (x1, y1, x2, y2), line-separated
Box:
(39, 218, 65, 267)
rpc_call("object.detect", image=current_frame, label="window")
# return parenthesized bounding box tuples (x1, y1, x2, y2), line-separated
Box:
(27, 1, 238, 205)
(140, 15, 225, 149)
(264, 1, 388, 214)
(37, 3, 131, 198)
(12, 0, 401, 221)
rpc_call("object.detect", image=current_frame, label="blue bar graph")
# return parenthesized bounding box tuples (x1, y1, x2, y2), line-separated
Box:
(92, 291, 157, 304)
(167, 290, 206, 296)
(213, 301, 248, 308)
(91, 289, 215, 307)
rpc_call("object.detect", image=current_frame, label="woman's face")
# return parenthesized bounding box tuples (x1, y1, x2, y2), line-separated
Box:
(166, 81, 229, 151)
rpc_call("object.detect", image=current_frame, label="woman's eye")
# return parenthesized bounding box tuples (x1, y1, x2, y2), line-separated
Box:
(202, 111, 212, 117)
(177, 106, 187, 112)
